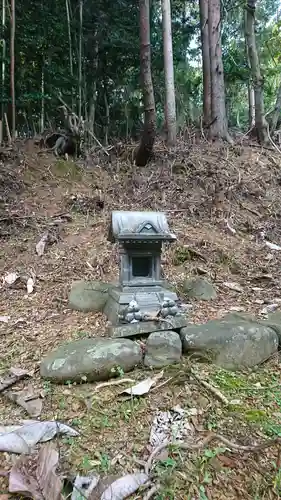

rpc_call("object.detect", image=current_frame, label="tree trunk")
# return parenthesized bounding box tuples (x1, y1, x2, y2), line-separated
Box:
(245, 0, 269, 144)
(88, 35, 98, 137)
(208, 0, 232, 142)
(199, 0, 211, 125)
(1, 0, 6, 143)
(162, 0, 176, 146)
(247, 85, 255, 128)
(135, 0, 156, 167)
(65, 0, 74, 107)
(40, 63, 44, 133)
(10, 0, 15, 139)
(78, 0, 83, 119)
(270, 81, 281, 133)
(245, 19, 255, 130)
(103, 81, 109, 146)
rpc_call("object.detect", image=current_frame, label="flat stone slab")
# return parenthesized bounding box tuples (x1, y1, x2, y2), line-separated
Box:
(108, 315, 189, 339)
(144, 330, 182, 367)
(40, 337, 142, 383)
(180, 313, 278, 370)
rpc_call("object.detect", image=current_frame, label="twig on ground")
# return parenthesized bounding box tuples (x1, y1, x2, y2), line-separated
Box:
(144, 434, 281, 475)
(93, 378, 135, 392)
(267, 122, 281, 155)
(143, 315, 175, 329)
(143, 483, 161, 500)
(190, 370, 229, 405)
(150, 376, 174, 392)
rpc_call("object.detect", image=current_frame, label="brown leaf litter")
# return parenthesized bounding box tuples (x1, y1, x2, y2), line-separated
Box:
(0, 139, 281, 498)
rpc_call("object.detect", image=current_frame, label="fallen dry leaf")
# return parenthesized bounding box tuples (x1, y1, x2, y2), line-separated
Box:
(27, 277, 34, 294)
(121, 371, 164, 397)
(217, 454, 237, 468)
(98, 473, 149, 500)
(0, 420, 79, 454)
(7, 384, 43, 417)
(3, 272, 19, 286)
(71, 474, 100, 500)
(9, 443, 63, 499)
(264, 240, 281, 251)
(36, 232, 50, 256)
(223, 281, 243, 293)
(0, 316, 10, 323)
(0, 367, 32, 393)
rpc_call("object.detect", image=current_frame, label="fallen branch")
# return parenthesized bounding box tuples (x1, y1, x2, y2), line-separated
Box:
(267, 121, 281, 155)
(93, 378, 135, 392)
(144, 433, 281, 475)
(57, 93, 109, 156)
(150, 376, 174, 393)
(190, 369, 229, 405)
(87, 129, 109, 156)
(143, 483, 161, 500)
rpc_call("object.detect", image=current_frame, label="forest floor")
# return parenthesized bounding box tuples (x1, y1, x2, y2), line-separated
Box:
(1, 138, 281, 499)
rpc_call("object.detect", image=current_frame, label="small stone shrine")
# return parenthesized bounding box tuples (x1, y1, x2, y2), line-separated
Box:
(104, 211, 188, 336)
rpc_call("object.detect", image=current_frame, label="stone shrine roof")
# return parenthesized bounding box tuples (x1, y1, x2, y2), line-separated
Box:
(108, 211, 176, 243)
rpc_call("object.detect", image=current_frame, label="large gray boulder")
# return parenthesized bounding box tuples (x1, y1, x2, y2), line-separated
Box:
(144, 330, 182, 368)
(180, 314, 278, 370)
(68, 280, 112, 312)
(263, 311, 281, 342)
(40, 338, 142, 383)
(182, 277, 217, 300)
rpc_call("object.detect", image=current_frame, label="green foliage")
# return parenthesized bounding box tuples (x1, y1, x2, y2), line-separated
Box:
(0, 0, 280, 138)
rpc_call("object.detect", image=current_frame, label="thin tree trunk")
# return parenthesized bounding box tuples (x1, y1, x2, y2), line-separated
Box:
(162, 0, 176, 146)
(244, 11, 255, 129)
(199, 0, 211, 125)
(66, 0, 74, 107)
(10, 0, 15, 139)
(88, 35, 98, 136)
(66, 0, 73, 77)
(104, 81, 109, 146)
(135, 0, 156, 167)
(40, 64, 44, 133)
(245, 0, 269, 144)
(248, 84, 255, 128)
(270, 82, 281, 133)
(1, 0, 6, 143)
(208, 0, 232, 142)
(78, 0, 83, 119)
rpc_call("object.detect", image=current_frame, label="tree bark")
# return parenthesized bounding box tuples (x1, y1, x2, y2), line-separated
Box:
(199, 0, 211, 125)
(245, 18, 255, 130)
(65, 0, 74, 107)
(135, 0, 156, 167)
(78, 0, 83, 119)
(1, 0, 6, 143)
(10, 0, 15, 139)
(103, 81, 109, 146)
(248, 84, 255, 128)
(162, 0, 176, 146)
(208, 0, 232, 142)
(40, 63, 44, 133)
(88, 34, 98, 137)
(245, 0, 269, 143)
(270, 81, 281, 133)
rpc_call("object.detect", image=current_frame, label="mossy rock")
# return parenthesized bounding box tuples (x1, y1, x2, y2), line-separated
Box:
(68, 280, 113, 312)
(183, 277, 217, 300)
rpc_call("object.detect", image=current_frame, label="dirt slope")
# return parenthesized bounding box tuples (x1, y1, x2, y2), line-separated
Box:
(0, 140, 281, 499)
